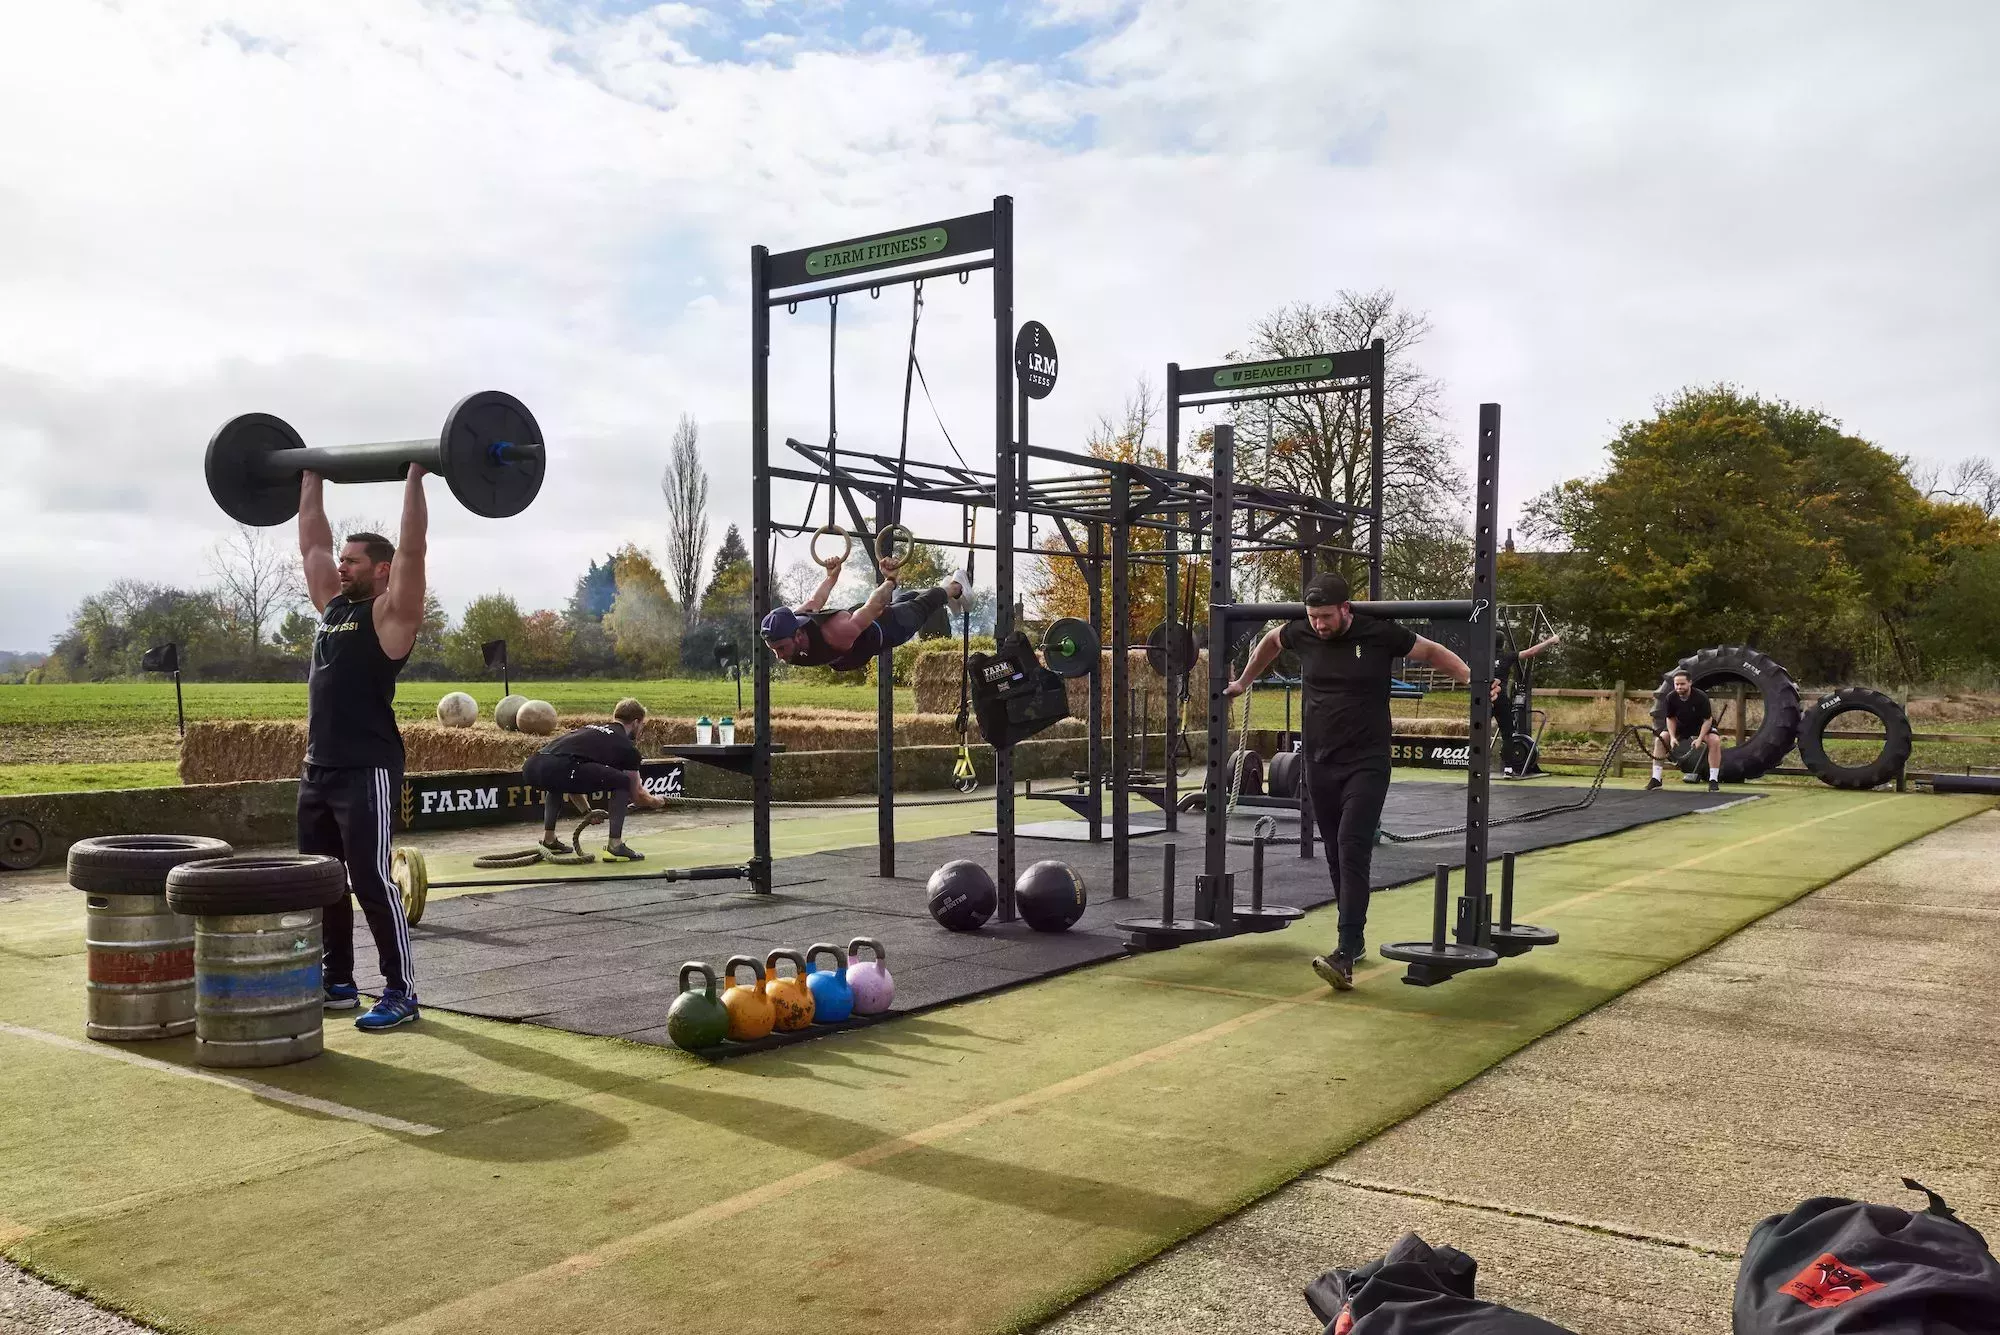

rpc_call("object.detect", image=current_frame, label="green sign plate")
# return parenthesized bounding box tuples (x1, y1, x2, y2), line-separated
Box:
(766, 210, 997, 290)
(806, 227, 948, 277)
(1174, 347, 1374, 397)
(1213, 357, 1333, 388)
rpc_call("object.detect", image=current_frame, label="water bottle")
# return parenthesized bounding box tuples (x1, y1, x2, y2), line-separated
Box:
(719, 715, 735, 745)
(696, 715, 714, 747)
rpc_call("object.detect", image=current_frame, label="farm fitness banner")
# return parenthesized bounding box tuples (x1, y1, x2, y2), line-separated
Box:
(397, 760, 686, 831)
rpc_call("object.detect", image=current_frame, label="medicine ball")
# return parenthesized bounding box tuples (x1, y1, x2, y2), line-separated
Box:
(1015, 859, 1086, 933)
(927, 859, 996, 932)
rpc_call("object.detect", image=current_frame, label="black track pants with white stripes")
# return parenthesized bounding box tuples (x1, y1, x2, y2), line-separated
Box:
(299, 764, 415, 999)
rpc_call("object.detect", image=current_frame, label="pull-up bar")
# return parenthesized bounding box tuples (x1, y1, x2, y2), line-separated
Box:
(1217, 599, 1476, 625)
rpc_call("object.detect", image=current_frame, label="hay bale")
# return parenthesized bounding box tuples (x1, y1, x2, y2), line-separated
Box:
(515, 700, 557, 735)
(494, 694, 527, 730)
(436, 692, 478, 727)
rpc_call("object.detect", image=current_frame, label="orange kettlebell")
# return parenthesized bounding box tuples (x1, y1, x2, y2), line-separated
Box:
(721, 954, 775, 1041)
(764, 948, 816, 1031)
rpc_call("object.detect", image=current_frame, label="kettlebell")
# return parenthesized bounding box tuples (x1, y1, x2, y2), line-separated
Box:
(666, 960, 729, 1051)
(803, 942, 854, 1024)
(720, 954, 776, 1041)
(764, 948, 816, 1031)
(845, 937, 895, 1015)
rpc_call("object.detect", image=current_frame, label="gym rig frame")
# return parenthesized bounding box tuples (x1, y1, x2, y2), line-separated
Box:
(747, 197, 1394, 924)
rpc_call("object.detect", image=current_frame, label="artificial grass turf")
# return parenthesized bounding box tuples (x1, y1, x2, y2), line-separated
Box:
(0, 786, 1987, 1335)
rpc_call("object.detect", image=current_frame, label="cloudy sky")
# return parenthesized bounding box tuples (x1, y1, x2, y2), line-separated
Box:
(3, 1, 1994, 651)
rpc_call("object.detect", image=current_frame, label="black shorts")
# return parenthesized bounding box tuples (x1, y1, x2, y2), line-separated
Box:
(523, 752, 629, 794)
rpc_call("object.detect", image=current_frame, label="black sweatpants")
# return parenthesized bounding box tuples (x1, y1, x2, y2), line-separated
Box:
(299, 764, 415, 999)
(1304, 763, 1391, 954)
(522, 753, 633, 840)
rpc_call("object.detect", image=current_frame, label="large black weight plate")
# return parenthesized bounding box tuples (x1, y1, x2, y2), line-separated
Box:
(442, 390, 545, 520)
(1266, 751, 1301, 799)
(1144, 622, 1195, 677)
(205, 412, 308, 527)
(1232, 903, 1302, 932)
(1041, 617, 1099, 679)
(0, 819, 43, 871)
(1380, 940, 1499, 987)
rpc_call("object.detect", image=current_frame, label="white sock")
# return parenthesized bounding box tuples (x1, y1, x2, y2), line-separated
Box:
(1651, 763, 1663, 780)
(1709, 767, 1720, 780)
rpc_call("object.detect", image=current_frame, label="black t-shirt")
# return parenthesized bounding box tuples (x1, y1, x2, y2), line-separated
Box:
(1279, 613, 1419, 773)
(306, 594, 407, 769)
(1662, 687, 1712, 735)
(786, 611, 882, 672)
(542, 723, 642, 771)
(1494, 648, 1520, 690)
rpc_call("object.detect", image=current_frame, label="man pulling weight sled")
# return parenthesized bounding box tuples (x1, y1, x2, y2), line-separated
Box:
(1227, 574, 1472, 993)
(760, 530, 970, 671)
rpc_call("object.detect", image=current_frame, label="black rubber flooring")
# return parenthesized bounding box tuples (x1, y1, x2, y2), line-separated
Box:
(362, 782, 1748, 1052)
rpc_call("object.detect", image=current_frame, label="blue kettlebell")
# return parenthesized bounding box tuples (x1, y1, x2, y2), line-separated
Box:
(804, 941, 854, 1023)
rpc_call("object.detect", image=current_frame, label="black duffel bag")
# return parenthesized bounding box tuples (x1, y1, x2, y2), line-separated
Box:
(1734, 1179, 2000, 1333)
(1305, 1232, 1578, 1334)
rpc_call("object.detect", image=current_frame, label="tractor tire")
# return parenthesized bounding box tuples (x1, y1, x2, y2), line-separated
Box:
(1798, 687, 1913, 790)
(1650, 645, 1801, 783)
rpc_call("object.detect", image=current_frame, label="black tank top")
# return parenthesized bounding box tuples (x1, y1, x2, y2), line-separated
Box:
(307, 595, 408, 769)
(789, 610, 879, 671)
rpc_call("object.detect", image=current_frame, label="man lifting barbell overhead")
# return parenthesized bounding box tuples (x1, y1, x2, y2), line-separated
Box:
(297, 468, 428, 1032)
(1225, 572, 1473, 993)
(1651, 669, 1722, 793)
(760, 527, 971, 671)
(522, 700, 667, 862)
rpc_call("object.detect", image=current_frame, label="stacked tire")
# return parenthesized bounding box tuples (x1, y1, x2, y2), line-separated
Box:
(1650, 646, 1802, 783)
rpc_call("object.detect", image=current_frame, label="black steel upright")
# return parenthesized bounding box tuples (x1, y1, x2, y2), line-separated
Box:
(1200, 425, 1235, 921)
(749, 244, 774, 892)
(1110, 468, 1131, 900)
(875, 488, 896, 876)
(993, 195, 1017, 919)
(1367, 338, 1386, 598)
(1454, 404, 1502, 942)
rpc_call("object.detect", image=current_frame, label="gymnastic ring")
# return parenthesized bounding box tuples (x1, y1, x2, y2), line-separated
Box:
(876, 523, 916, 565)
(810, 524, 853, 570)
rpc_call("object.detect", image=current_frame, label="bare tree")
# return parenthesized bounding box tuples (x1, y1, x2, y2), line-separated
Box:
(1917, 455, 2000, 519)
(1232, 293, 1465, 569)
(661, 413, 711, 623)
(208, 524, 302, 650)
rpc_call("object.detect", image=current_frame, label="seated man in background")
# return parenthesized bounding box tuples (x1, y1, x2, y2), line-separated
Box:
(522, 698, 665, 862)
(1650, 669, 1723, 793)
(760, 549, 969, 672)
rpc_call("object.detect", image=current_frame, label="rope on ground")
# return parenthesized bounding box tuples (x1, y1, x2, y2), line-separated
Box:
(665, 791, 999, 811)
(470, 810, 606, 867)
(1378, 725, 1656, 845)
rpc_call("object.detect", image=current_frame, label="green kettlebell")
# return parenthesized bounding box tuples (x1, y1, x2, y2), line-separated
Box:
(666, 961, 729, 1051)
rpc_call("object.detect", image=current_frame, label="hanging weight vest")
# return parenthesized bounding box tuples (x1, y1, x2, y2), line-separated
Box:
(966, 631, 1071, 748)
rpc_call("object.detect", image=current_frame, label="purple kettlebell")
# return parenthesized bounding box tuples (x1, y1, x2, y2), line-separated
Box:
(845, 937, 894, 1015)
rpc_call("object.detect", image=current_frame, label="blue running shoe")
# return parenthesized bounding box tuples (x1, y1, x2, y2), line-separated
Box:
(355, 992, 419, 1032)
(324, 981, 360, 1011)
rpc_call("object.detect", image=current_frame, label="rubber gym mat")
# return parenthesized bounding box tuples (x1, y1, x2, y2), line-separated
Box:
(379, 782, 1746, 1044)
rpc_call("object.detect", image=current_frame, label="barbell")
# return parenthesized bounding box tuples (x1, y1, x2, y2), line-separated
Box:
(205, 390, 545, 527)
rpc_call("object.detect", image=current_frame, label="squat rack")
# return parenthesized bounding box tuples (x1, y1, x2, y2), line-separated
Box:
(748, 197, 1388, 916)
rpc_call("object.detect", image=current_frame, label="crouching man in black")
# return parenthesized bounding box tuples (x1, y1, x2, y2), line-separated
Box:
(522, 698, 666, 862)
(1227, 573, 1472, 992)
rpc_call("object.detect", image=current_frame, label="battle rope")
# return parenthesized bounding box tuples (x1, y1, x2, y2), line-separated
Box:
(1377, 724, 1656, 844)
(471, 809, 607, 868)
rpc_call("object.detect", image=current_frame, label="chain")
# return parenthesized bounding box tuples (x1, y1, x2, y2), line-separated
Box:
(1378, 725, 1653, 845)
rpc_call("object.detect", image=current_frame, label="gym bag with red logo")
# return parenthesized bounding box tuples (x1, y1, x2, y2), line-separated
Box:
(1734, 1178, 2000, 1333)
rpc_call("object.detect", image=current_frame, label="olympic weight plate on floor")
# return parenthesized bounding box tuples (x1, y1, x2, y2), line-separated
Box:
(1041, 617, 1099, 678)
(441, 390, 545, 520)
(390, 846, 428, 926)
(206, 412, 311, 526)
(0, 819, 44, 871)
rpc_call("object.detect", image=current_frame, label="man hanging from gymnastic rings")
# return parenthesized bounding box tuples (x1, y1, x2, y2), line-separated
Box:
(760, 525, 971, 672)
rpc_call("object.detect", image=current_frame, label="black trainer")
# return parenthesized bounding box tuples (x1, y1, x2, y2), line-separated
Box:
(537, 835, 572, 856)
(1645, 776, 1663, 791)
(1708, 779, 1720, 793)
(1311, 952, 1355, 992)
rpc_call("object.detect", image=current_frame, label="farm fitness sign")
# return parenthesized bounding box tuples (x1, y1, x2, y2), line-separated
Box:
(398, 760, 686, 831)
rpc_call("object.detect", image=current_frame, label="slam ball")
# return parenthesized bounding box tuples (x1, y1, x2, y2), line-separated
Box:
(1015, 859, 1087, 932)
(927, 859, 997, 932)
(514, 699, 558, 736)
(436, 691, 478, 728)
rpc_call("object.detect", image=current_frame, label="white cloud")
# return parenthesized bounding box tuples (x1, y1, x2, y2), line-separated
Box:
(1, 0, 1995, 651)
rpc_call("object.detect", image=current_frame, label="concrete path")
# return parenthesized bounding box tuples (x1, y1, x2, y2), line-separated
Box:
(1041, 809, 2000, 1334)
